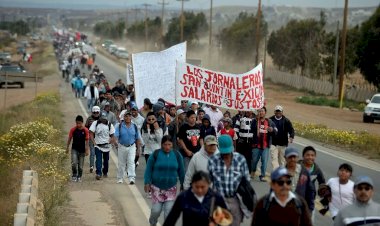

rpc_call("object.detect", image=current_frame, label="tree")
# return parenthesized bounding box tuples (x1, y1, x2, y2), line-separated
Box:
(218, 12, 267, 61)
(0, 20, 30, 35)
(356, 6, 380, 89)
(164, 12, 208, 47)
(127, 17, 161, 43)
(267, 16, 325, 77)
(323, 26, 360, 79)
(93, 20, 125, 39)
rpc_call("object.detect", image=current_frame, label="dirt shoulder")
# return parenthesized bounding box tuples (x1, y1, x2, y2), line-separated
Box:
(264, 82, 380, 136)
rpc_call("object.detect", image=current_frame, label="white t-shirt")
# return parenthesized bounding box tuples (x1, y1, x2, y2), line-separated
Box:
(326, 177, 355, 217)
(89, 121, 115, 152)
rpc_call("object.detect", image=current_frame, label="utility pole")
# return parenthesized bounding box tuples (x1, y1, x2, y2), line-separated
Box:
(338, 0, 348, 108)
(143, 4, 151, 51)
(158, 0, 169, 50)
(208, 0, 213, 65)
(177, 0, 189, 42)
(255, 0, 262, 66)
(333, 21, 340, 96)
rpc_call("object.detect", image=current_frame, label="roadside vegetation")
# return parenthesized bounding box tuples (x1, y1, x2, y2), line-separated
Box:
(296, 95, 366, 111)
(0, 93, 69, 225)
(294, 122, 380, 159)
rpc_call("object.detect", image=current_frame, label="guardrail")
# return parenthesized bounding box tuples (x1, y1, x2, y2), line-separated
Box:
(13, 170, 39, 226)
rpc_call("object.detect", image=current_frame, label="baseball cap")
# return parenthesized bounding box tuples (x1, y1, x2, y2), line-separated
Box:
(285, 147, 299, 158)
(222, 117, 233, 124)
(104, 101, 110, 106)
(92, 106, 100, 113)
(271, 166, 292, 181)
(131, 105, 138, 111)
(204, 135, 218, 145)
(191, 101, 199, 105)
(100, 111, 108, 119)
(176, 109, 185, 115)
(275, 105, 283, 112)
(123, 110, 132, 116)
(354, 176, 374, 187)
(218, 135, 233, 154)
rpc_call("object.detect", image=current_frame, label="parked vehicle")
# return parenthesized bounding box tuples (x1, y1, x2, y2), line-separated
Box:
(363, 93, 380, 123)
(102, 40, 113, 49)
(0, 52, 11, 62)
(107, 44, 118, 55)
(114, 47, 129, 59)
(0, 64, 30, 88)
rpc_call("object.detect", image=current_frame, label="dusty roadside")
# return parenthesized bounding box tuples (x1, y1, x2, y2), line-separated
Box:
(57, 79, 126, 226)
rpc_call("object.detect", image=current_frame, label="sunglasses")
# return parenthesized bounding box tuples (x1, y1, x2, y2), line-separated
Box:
(93, 112, 100, 114)
(181, 101, 188, 103)
(147, 118, 155, 122)
(357, 185, 372, 191)
(275, 179, 292, 186)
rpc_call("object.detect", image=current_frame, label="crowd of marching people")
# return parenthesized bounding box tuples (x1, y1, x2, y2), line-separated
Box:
(57, 33, 380, 226)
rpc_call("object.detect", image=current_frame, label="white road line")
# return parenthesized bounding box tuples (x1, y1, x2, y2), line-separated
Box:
(77, 99, 158, 225)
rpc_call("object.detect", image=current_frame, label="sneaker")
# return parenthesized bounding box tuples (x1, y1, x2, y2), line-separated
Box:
(259, 176, 267, 182)
(129, 181, 135, 185)
(95, 175, 101, 180)
(117, 179, 123, 184)
(77, 177, 82, 182)
(71, 177, 77, 182)
(90, 166, 93, 173)
(135, 161, 139, 168)
(103, 174, 108, 178)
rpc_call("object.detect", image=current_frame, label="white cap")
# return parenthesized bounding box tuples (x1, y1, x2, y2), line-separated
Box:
(176, 109, 185, 115)
(275, 105, 283, 112)
(191, 101, 199, 105)
(92, 106, 100, 112)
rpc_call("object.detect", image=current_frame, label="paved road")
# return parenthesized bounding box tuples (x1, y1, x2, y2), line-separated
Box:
(75, 51, 380, 226)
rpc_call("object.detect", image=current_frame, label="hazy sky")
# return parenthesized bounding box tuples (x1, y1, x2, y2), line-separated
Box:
(0, 0, 379, 9)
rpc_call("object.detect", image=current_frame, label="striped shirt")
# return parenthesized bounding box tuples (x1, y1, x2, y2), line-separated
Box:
(207, 152, 250, 198)
(234, 117, 255, 139)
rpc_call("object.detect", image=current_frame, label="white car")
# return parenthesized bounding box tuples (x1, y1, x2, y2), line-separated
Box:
(363, 93, 380, 123)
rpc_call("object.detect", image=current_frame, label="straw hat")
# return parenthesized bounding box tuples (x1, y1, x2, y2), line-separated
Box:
(213, 206, 233, 226)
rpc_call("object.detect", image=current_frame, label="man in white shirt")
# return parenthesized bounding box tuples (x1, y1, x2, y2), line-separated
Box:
(183, 135, 219, 190)
(89, 111, 116, 180)
(327, 163, 355, 220)
(203, 105, 223, 131)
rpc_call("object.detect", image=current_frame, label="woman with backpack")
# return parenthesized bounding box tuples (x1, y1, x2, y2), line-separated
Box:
(144, 135, 185, 226)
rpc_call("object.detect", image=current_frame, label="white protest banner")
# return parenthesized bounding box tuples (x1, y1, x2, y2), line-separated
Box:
(132, 42, 186, 107)
(126, 63, 134, 85)
(175, 61, 264, 111)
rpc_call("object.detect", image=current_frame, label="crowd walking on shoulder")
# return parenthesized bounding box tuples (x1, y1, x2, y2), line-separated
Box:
(57, 35, 380, 226)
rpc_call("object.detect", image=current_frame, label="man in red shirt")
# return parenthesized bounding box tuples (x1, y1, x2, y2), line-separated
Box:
(251, 107, 277, 182)
(67, 115, 90, 182)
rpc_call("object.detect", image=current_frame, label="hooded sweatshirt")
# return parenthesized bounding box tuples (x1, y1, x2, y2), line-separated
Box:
(334, 199, 380, 226)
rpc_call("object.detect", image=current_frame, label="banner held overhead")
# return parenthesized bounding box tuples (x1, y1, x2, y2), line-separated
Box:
(175, 62, 264, 111)
(132, 42, 187, 108)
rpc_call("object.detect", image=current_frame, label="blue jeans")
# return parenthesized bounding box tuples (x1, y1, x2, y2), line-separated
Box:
(87, 98, 95, 112)
(75, 88, 81, 98)
(71, 149, 85, 178)
(89, 140, 95, 168)
(149, 200, 174, 226)
(95, 147, 109, 176)
(252, 148, 269, 177)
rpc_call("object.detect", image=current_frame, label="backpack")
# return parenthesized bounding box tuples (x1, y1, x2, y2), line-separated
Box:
(152, 149, 181, 166)
(118, 122, 138, 140)
(94, 120, 111, 137)
(262, 193, 303, 215)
